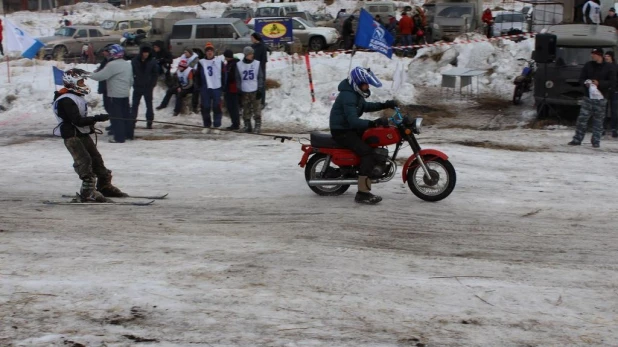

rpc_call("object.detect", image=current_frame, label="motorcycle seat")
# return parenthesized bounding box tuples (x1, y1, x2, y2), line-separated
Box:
(310, 132, 345, 148)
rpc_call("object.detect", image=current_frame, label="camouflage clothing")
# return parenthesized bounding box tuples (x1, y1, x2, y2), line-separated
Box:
(572, 97, 606, 145)
(242, 91, 261, 121)
(64, 136, 113, 198)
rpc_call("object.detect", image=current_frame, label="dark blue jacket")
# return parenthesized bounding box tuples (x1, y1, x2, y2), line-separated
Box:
(329, 79, 385, 130)
(131, 55, 158, 91)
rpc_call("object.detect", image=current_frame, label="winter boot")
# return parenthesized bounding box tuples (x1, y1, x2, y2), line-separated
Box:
(355, 176, 382, 204)
(96, 172, 129, 197)
(146, 122, 153, 129)
(240, 119, 253, 133)
(253, 120, 262, 134)
(79, 177, 109, 202)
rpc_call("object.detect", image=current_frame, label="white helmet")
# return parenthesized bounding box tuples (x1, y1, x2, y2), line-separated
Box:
(62, 68, 90, 95)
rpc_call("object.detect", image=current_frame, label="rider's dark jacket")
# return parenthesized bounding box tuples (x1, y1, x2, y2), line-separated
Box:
(329, 79, 386, 130)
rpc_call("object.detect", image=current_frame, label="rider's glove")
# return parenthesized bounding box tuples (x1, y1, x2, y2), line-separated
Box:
(255, 90, 262, 100)
(369, 118, 389, 128)
(93, 114, 110, 122)
(382, 99, 397, 109)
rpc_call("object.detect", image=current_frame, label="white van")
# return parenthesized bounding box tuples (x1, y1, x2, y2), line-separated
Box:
(255, 3, 299, 18)
(362, 1, 397, 19)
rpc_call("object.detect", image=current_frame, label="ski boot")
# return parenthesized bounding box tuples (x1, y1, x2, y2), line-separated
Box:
(78, 190, 110, 203)
(96, 172, 129, 198)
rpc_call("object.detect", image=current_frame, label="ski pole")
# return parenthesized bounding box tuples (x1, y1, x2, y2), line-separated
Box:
(105, 117, 296, 143)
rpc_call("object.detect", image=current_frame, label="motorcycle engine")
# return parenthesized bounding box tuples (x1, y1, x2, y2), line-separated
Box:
(371, 148, 389, 178)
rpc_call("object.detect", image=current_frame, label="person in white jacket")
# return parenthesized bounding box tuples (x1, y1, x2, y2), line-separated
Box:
(583, 0, 602, 24)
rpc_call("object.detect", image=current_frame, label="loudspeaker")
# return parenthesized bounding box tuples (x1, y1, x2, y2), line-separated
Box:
(534, 33, 557, 63)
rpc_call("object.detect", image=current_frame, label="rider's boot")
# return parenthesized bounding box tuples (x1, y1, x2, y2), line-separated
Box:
(354, 176, 382, 204)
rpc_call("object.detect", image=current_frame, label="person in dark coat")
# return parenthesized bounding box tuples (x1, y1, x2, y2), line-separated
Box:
(329, 67, 397, 204)
(223, 49, 241, 130)
(152, 40, 173, 81)
(603, 7, 618, 28)
(251, 32, 269, 109)
(342, 15, 355, 50)
(131, 44, 159, 129)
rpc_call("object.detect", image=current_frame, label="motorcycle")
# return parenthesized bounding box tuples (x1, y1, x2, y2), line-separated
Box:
(512, 58, 536, 105)
(298, 107, 456, 202)
(120, 30, 147, 47)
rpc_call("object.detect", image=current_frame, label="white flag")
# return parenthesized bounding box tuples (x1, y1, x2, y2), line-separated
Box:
(391, 61, 403, 94)
(3, 19, 45, 59)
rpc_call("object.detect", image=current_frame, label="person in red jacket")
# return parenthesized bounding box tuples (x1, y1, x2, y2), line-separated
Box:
(0, 19, 4, 56)
(398, 12, 414, 57)
(482, 8, 494, 38)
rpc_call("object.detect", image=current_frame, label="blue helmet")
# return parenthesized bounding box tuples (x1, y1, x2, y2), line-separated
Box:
(106, 44, 125, 60)
(348, 67, 382, 98)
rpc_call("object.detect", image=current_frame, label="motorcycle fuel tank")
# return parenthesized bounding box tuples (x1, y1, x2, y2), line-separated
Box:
(362, 127, 402, 147)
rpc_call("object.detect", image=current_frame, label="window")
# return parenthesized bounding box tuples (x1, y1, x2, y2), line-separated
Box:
(436, 6, 473, 18)
(379, 6, 390, 12)
(101, 20, 116, 30)
(368, 6, 379, 12)
(217, 24, 236, 38)
(196, 24, 216, 39)
(54, 27, 76, 36)
(89, 29, 102, 37)
(76, 29, 87, 38)
(118, 22, 129, 31)
(494, 13, 525, 23)
(292, 20, 305, 30)
(233, 22, 250, 37)
(171, 25, 192, 39)
(130, 20, 144, 28)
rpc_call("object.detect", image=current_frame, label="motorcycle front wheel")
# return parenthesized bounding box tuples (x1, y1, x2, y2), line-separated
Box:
(407, 157, 456, 202)
(305, 154, 350, 196)
(512, 85, 524, 105)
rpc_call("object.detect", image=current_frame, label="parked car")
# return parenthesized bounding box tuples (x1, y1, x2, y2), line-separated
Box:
(362, 1, 397, 19)
(248, 16, 339, 51)
(169, 18, 254, 56)
(100, 18, 151, 35)
(38, 25, 121, 59)
(286, 11, 335, 28)
(221, 5, 255, 24)
(492, 11, 526, 37)
(255, 3, 299, 18)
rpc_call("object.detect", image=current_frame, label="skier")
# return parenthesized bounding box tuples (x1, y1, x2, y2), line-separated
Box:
(329, 67, 397, 204)
(52, 68, 127, 202)
(236, 46, 264, 133)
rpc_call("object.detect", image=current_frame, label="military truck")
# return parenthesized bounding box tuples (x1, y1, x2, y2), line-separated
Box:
(533, 24, 618, 117)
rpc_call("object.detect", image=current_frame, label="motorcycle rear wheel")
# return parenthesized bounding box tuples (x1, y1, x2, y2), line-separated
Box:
(512, 85, 524, 105)
(407, 157, 456, 202)
(305, 154, 351, 196)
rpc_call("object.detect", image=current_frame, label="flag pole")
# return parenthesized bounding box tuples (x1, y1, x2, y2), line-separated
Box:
(347, 46, 356, 74)
(6, 55, 10, 84)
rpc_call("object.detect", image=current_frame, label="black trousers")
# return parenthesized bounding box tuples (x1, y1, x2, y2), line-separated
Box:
(331, 129, 375, 177)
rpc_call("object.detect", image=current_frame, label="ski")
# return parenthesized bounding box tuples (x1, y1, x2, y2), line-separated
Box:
(61, 193, 168, 200)
(43, 200, 155, 206)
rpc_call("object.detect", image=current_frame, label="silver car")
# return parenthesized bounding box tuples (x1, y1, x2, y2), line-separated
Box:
(38, 26, 121, 59)
(169, 18, 254, 56)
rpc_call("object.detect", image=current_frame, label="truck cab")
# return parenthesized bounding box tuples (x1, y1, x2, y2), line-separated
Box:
(534, 24, 618, 117)
(430, 0, 483, 41)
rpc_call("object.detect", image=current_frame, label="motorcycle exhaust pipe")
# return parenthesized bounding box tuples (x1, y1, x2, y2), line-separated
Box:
(308, 179, 375, 186)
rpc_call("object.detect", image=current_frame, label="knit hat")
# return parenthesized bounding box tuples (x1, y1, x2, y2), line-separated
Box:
(604, 50, 615, 61)
(243, 46, 254, 56)
(140, 44, 152, 53)
(223, 49, 234, 59)
(251, 32, 263, 42)
(204, 42, 215, 51)
(591, 48, 604, 56)
(183, 47, 192, 55)
(610, 7, 616, 11)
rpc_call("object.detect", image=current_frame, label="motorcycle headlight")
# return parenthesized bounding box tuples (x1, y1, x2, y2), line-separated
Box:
(405, 117, 423, 134)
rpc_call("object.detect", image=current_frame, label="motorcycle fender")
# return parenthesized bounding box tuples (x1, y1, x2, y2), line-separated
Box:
(298, 145, 313, 168)
(401, 149, 449, 183)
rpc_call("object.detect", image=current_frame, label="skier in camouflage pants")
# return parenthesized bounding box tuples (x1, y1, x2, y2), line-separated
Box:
(569, 48, 616, 148)
(236, 46, 264, 133)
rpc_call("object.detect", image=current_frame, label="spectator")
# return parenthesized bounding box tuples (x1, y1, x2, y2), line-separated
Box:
(156, 59, 195, 118)
(182, 47, 199, 69)
(131, 44, 159, 129)
(386, 14, 398, 39)
(195, 42, 225, 133)
(583, 0, 602, 24)
(64, 19, 72, 27)
(95, 44, 113, 134)
(398, 12, 413, 56)
(603, 7, 618, 28)
(336, 9, 347, 20)
(342, 15, 355, 50)
(604, 51, 618, 137)
(88, 44, 134, 143)
(152, 40, 173, 80)
(222, 49, 241, 130)
(412, 13, 425, 44)
(482, 8, 494, 38)
(236, 46, 264, 133)
(63, 10, 68, 16)
(251, 32, 269, 109)
(374, 15, 384, 26)
(568, 48, 616, 148)
(0, 19, 4, 56)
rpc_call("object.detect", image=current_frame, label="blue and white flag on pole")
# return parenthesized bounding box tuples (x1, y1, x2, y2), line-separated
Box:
(53, 66, 65, 86)
(3, 19, 45, 59)
(354, 8, 394, 59)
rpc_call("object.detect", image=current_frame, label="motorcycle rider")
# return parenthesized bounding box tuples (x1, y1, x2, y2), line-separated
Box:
(329, 67, 397, 204)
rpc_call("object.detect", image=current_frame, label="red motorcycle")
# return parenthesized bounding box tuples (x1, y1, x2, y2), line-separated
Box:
(298, 108, 456, 202)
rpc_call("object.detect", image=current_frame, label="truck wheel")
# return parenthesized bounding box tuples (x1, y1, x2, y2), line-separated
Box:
(53, 46, 68, 60)
(309, 37, 326, 52)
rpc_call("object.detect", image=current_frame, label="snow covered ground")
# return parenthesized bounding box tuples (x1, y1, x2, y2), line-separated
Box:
(1, 1, 618, 346)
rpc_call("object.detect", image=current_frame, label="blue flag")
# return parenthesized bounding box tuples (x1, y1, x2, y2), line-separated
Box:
(354, 8, 394, 59)
(52, 66, 64, 86)
(4, 19, 45, 59)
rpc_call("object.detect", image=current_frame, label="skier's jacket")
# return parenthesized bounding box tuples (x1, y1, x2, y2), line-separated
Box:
(52, 89, 97, 139)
